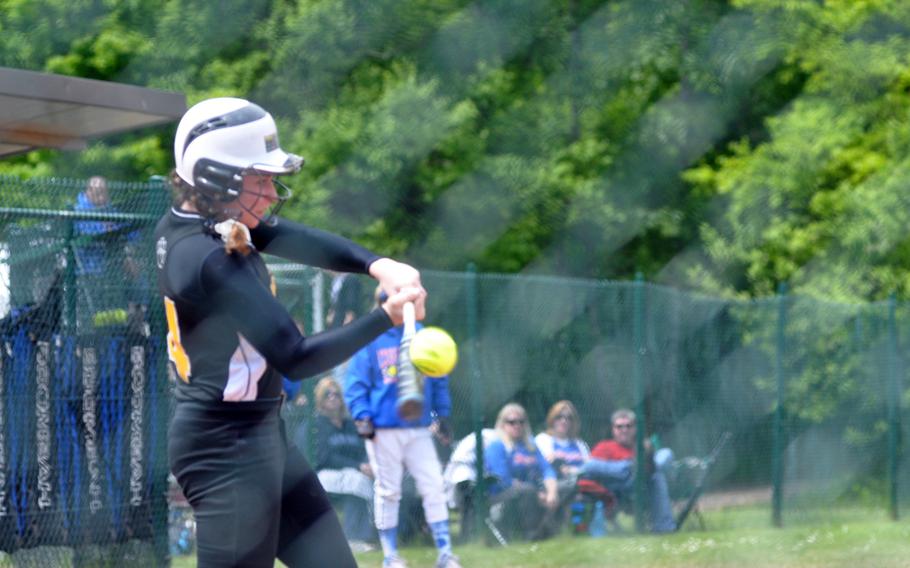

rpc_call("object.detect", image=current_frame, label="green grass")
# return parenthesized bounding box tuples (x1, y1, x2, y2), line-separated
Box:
(170, 506, 910, 567)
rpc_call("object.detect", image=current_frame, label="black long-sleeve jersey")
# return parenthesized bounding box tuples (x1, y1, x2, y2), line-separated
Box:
(154, 208, 393, 402)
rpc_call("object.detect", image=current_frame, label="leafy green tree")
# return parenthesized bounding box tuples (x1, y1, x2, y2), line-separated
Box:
(2, 0, 910, 305)
(685, 0, 910, 302)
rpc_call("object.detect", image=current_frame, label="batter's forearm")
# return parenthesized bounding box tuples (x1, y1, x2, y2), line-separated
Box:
(278, 310, 392, 379)
(252, 219, 380, 273)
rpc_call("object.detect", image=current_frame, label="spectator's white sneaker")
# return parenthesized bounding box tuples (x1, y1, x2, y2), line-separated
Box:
(436, 553, 463, 568)
(383, 555, 408, 568)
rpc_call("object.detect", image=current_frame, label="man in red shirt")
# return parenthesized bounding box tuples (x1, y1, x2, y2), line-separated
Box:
(580, 409, 676, 532)
(590, 409, 637, 461)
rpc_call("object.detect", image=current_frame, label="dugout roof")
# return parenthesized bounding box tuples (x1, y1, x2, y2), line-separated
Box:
(0, 67, 186, 158)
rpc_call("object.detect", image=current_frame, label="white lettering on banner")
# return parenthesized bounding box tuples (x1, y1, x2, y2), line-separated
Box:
(129, 346, 145, 507)
(0, 344, 7, 516)
(35, 341, 52, 509)
(82, 347, 103, 514)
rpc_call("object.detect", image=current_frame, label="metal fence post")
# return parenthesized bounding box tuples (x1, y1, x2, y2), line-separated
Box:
(772, 282, 788, 528)
(466, 263, 487, 540)
(887, 294, 900, 520)
(633, 272, 647, 533)
(64, 218, 77, 333)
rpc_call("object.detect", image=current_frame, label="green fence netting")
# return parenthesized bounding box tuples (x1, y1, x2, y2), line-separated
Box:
(274, 267, 909, 538)
(0, 176, 170, 566)
(0, 176, 908, 564)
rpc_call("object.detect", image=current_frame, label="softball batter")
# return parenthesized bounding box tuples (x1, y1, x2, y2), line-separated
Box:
(156, 97, 425, 567)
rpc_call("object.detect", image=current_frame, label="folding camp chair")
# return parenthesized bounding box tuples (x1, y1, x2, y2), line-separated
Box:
(672, 431, 732, 531)
(572, 431, 732, 534)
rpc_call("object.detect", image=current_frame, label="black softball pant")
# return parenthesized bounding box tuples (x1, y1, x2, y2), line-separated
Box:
(169, 400, 358, 568)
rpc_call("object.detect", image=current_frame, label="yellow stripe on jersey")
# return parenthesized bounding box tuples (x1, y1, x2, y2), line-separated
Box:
(164, 297, 191, 383)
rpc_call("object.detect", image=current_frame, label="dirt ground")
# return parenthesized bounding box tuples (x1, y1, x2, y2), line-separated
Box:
(697, 486, 772, 510)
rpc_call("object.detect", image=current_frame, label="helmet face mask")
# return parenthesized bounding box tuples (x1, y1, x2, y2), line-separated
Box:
(174, 98, 303, 209)
(230, 173, 294, 227)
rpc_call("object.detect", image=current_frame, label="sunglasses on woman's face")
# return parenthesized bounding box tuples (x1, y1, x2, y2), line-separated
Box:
(505, 418, 525, 426)
(325, 391, 341, 399)
(555, 414, 573, 422)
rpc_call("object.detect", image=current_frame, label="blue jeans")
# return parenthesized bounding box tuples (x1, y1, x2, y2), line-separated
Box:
(579, 459, 634, 493)
(579, 452, 676, 533)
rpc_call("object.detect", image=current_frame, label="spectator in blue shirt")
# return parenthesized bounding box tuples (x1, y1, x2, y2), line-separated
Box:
(74, 176, 117, 275)
(534, 400, 590, 480)
(73, 176, 144, 330)
(484, 403, 558, 541)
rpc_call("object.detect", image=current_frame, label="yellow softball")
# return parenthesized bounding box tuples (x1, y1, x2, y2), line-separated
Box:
(410, 326, 458, 378)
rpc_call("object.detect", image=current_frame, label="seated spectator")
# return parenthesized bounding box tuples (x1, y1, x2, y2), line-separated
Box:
(443, 428, 498, 541)
(535, 400, 590, 534)
(535, 400, 590, 480)
(484, 403, 558, 541)
(311, 377, 376, 552)
(579, 408, 676, 533)
(444, 428, 499, 504)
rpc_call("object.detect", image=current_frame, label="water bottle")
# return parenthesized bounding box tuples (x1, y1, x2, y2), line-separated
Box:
(570, 498, 587, 535)
(589, 500, 607, 537)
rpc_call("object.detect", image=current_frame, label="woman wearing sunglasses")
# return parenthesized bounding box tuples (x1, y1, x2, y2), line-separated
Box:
(534, 400, 590, 479)
(312, 377, 376, 553)
(484, 403, 558, 541)
(534, 401, 591, 535)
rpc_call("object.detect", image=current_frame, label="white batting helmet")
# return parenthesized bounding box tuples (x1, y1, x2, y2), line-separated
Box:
(173, 97, 303, 200)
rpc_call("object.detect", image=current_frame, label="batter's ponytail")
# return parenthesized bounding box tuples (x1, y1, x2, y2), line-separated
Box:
(224, 221, 252, 256)
(170, 171, 252, 256)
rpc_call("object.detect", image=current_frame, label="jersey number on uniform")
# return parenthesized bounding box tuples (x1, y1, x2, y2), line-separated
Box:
(164, 297, 191, 383)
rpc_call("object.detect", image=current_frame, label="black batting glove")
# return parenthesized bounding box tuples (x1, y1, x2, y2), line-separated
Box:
(355, 418, 375, 440)
(434, 416, 453, 445)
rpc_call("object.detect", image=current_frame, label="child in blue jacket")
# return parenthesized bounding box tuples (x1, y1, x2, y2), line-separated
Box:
(344, 289, 460, 568)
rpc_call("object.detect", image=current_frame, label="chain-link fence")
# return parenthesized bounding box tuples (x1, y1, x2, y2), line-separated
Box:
(0, 176, 170, 566)
(0, 176, 908, 564)
(276, 268, 909, 537)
